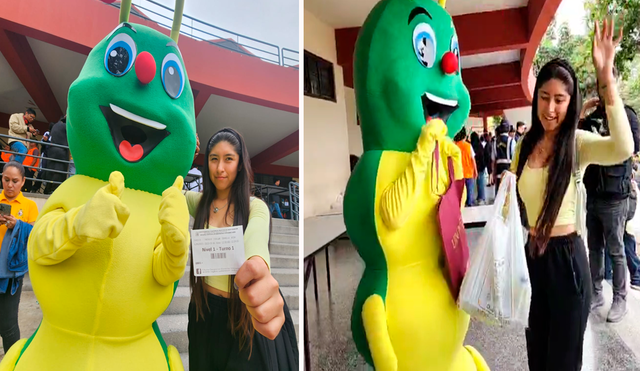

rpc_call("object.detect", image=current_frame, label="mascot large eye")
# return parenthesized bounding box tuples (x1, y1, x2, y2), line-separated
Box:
(161, 53, 184, 99)
(451, 35, 461, 70)
(413, 23, 436, 68)
(104, 33, 137, 76)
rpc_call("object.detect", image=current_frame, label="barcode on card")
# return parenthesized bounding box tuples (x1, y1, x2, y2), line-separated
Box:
(211, 253, 227, 259)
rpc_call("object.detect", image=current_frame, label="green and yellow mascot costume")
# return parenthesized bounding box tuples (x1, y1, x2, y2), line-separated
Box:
(0, 1, 195, 370)
(344, 0, 490, 370)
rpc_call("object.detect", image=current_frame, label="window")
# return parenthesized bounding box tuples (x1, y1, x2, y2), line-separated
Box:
(304, 50, 336, 102)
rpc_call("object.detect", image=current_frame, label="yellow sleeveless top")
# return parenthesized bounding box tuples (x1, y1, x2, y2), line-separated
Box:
(512, 97, 633, 228)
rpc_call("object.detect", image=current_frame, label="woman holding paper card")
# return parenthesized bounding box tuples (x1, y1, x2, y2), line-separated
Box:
(184, 128, 298, 370)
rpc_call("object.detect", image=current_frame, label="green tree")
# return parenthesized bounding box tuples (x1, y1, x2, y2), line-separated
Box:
(534, 0, 640, 98)
(584, 0, 640, 81)
(621, 54, 640, 111)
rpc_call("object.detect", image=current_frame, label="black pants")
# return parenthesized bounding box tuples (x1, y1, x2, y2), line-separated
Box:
(525, 233, 591, 371)
(187, 291, 298, 371)
(0, 278, 23, 353)
(587, 198, 628, 299)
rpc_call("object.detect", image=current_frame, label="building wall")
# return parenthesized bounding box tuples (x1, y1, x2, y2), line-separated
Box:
(303, 10, 351, 219)
(344, 87, 363, 156)
(504, 106, 532, 129)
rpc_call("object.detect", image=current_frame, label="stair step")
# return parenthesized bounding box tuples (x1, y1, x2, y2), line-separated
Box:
(271, 254, 299, 269)
(164, 287, 190, 315)
(157, 314, 189, 354)
(181, 353, 190, 371)
(272, 225, 299, 236)
(281, 286, 299, 310)
(271, 219, 298, 227)
(270, 233, 298, 244)
(272, 268, 299, 287)
(270, 242, 299, 256)
(178, 269, 190, 287)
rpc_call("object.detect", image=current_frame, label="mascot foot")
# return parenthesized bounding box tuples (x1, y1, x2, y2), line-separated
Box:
(168, 345, 185, 371)
(465, 345, 490, 371)
(0, 339, 27, 371)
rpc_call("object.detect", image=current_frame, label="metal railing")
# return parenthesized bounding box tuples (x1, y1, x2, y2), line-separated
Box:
(288, 181, 299, 221)
(0, 134, 73, 193)
(104, 0, 299, 68)
(281, 48, 299, 69)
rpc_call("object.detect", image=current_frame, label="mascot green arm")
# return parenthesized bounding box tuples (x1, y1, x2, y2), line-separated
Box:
(28, 172, 130, 266)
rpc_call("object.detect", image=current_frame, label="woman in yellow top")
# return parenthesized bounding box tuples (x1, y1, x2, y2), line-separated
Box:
(454, 127, 478, 206)
(184, 128, 297, 370)
(0, 161, 38, 354)
(511, 19, 632, 370)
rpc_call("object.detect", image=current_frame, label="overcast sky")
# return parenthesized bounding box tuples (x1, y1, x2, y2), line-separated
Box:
(555, 0, 587, 35)
(133, 0, 299, 53)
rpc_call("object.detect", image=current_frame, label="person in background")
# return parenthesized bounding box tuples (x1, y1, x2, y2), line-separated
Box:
(516, 121, 527, 141)
(21, 142, 40, 193)
(0, 162, 38, 354)
(185, 128, 297, 370)
(41, 115, 69, 194)
(493, 121, 514, 190)
(1, 146, 11, 166)
(470, 131, 490, 205)
(580, 66, 640, 322)
(454, 127, 478, 206)
(270, 180, 284, 218)
(8, 109, 37, 164)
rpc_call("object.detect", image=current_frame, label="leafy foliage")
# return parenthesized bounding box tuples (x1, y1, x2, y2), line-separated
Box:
(533, 0, 640, 98)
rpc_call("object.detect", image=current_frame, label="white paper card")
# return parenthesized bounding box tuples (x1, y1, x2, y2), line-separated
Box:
(191, 226, 245, 276)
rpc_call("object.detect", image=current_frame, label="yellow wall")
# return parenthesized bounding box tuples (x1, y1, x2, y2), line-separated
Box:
(303, 10, 351, 218)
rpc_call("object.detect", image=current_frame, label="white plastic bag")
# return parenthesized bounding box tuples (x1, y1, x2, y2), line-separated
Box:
(458, 171, 531, 326)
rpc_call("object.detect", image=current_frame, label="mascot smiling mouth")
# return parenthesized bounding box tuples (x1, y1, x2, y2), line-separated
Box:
(422, 92, 458, 123)
(101, 104, 170, 162)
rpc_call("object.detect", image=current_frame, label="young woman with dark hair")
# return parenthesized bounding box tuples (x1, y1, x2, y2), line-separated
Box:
(511, 19, 632, 370)
(185, 128, 298, 370)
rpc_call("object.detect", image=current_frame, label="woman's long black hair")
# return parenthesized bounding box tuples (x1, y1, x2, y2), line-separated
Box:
(515, 58, 582, 256)
(189, 127, 270, 355)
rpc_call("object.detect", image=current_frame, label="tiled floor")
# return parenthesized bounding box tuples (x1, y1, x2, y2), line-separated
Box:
(305, 228, 640, 370)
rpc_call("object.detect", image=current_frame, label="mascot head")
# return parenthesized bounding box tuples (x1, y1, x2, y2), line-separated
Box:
(354, 0, 470, 152)
(67, 0, 196, 195)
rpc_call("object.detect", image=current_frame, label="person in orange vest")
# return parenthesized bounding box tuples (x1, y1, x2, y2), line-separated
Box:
(454, 127, 478, 207)
(1, 146, 11, 165)
(21, 142, 40, 192)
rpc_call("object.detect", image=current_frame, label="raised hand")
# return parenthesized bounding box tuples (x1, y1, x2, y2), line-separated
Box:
(74, 171, 130, 242)
(593, 17, 623, 86)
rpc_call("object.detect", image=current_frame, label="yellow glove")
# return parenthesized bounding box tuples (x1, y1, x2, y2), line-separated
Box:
(380, 118, 450, 230)
(73, 171, 130, 243)
(153, 176, 190, 286)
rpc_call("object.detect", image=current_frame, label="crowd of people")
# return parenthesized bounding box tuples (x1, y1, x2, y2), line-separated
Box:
(453, 119, 527, 206)
(1, 112, 71, 195)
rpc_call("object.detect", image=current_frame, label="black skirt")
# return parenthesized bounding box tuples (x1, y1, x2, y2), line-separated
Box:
(187, 290, 298, 371)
